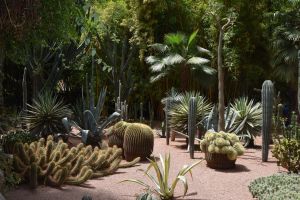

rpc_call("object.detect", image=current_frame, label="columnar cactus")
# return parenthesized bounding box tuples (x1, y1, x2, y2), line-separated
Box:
(261, 80, 274, 162)
(123, 123, 154, 161)
(13, 136, 140, 188)
(165, 99, 170, 144)
(188, 97, 197, 159)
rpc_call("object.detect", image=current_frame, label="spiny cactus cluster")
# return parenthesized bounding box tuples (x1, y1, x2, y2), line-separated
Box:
(13, 136, 140, 188)
(249, 173, 300, 200)
(108, 121, 129, 148)
(200, 131, 245, 160)
(107, 121, 154, 161)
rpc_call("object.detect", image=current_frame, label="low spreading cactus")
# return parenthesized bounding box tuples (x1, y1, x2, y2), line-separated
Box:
(200, 131, 245, 160)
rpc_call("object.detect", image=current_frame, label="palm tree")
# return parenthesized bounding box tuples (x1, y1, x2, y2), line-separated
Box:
(270, 2, 300, 112)
(145, 30, 216, 91)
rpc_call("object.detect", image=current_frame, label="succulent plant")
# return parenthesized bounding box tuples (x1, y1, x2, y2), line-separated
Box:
(168, 91, 212, 133)
(107, 121, 129, 148)
(188, 97, 196, 159)
(249, 173, 300, 200)
(23, 91, 72, 137)
(200, 131, 245, 161)
(123, 123, 154, 161)
(12, 136, 140, 188)
(261, 80, 274, 162)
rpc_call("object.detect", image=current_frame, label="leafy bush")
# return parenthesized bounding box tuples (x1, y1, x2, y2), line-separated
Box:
(200, 131, 245, 160)
(122, 154, 201, 200)
(23, 91, 72, 137)
(230, 97, 262, 143)
(249, 173, 300, 200)
(168, 91, 212, 133)
(0, 130, 37, 154)
(0, 152, 22, 191)
(272, 112, 300, 173)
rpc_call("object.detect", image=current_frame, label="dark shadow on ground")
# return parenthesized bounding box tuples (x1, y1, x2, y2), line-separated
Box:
(214, 164, 250, 173)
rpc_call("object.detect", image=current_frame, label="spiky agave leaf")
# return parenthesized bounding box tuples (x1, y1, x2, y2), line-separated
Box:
(168, 91, 212, 133)
(230, 97, 262, 140)
(23, 91, 72, 137)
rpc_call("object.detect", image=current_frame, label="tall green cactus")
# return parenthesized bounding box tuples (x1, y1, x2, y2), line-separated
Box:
(22, 67, 27, 112)
(123, 123, 154, 161)
(165, 99, 170, 144)
(188, 97, 197, 159)
(262, 80, 274, 162)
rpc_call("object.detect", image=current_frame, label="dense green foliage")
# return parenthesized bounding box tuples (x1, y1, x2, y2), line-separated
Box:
(249, 173, 300, 200)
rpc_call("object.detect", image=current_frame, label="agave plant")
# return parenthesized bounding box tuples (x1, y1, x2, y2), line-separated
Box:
(230, 97, 262, 146)
(121, 154, 201, 200)
(168, 91, 212, 133)
(23, 91, 72, 137)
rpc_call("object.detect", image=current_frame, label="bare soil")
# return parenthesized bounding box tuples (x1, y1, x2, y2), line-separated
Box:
(5, 132, 283, 200)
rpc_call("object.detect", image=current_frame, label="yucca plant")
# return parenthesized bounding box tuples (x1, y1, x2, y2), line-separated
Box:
(230, 97, 262, 147)
(168, 91, 212, 133)
(121, 154, 201, 200)
(23, 91, 72, 137)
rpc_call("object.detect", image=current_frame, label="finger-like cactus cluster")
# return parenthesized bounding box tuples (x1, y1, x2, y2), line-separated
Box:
(107, 122, 154, 161)
(13, 136, 140, 188)
(200, 131, 245, 161)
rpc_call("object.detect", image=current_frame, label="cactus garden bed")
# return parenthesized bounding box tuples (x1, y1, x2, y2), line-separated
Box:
(4, 133, 283, 200)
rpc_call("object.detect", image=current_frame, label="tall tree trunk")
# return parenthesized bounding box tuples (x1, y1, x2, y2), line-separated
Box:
(0, 46, 4, 108)
(297, 49, 300, 114)
(180, 64, 189, 92)
(218, 18, 232, 132)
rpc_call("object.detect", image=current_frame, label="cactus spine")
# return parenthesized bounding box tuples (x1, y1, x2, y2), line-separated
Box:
(107, 121, 129, 148)
(13, 136, 140, 188)
(188, 97, 196, 159)
(262, 80, 274, 162)
(123, 123, 154, 161)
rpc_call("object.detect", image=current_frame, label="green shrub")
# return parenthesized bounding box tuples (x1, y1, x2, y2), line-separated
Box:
(1, 130, 37, 154)
(272, 111, 300, 173)
(0, 152, 22, 192)
(249, 173, 300, 200)
(272, 138, 300, 173)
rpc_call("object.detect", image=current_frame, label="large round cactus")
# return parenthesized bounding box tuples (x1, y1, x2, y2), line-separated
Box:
(123, 123, 154, 161)
(107, 121, 129, 148)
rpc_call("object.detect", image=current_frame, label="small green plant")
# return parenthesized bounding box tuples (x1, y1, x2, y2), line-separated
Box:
(23, 91, 72, 137)
(0, 130, 37, 154)
(0, 152, 22, 192)
(121, 154, 201, 200)
(272, 111, 300, 173)
(249, 173, 300, 200)
(200, 131, 245, 160)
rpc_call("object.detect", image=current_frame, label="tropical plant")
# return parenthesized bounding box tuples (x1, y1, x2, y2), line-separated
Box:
(249, 174, 300, 200)
(200, 131, 245, 160)
(121, 154, 201, 200)
(23, 91, 72, 137)
(230, 97, 262, 147)
(168, 91, 212, 133)
(146, 30, 215, 90)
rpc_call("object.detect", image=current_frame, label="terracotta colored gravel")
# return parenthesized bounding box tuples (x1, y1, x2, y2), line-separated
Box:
(5, 132, 283, 200)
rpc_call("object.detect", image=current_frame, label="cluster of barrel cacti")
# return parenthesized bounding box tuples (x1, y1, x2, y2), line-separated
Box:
(200, 131, 245, 160)
(107, 121, 154, 161)
(13, 135, 140, 188)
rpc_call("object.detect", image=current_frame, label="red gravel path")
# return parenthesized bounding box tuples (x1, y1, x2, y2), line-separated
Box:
(5, 133, 283, 200)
